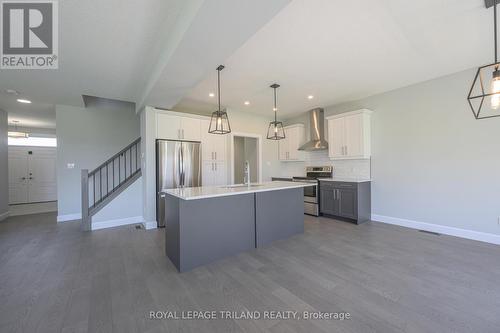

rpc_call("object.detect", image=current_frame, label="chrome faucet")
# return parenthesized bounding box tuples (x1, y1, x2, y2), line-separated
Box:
(244, 161, 250, 186)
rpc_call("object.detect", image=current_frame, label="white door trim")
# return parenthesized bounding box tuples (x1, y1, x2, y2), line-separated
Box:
(229, 132, 263, 185)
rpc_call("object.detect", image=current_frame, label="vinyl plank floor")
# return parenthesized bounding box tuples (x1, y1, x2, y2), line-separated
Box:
(1, 212, 499, 333)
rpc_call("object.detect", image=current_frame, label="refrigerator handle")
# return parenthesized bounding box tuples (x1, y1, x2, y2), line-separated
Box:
(180, 144, 185, 187)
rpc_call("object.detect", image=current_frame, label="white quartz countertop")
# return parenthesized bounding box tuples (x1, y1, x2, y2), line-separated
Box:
(162, 181, 313, 200)
(318, 177, 371, 183)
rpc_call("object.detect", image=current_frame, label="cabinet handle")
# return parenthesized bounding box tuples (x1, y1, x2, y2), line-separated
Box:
(345, 146, 348, 155)
(182, 129, 184, 139)
(211, 152, 214, 160)
(333, 189, 336, 200)
(215, 152, 217, 160)
(178, 129, 181, 139)
(212, 163, 214, 171)
(215, 163, 217, 171)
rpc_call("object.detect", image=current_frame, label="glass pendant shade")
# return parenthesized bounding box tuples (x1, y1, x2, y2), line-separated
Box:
(267, 121, 285, 140)
(267, 83, 286, 140)
(209, 109, 231, 134)
(208, 65, 231, 134)
(467, 0, 500, 119)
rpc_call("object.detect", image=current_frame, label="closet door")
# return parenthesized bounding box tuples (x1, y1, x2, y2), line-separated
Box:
(8, 149, 29, 204)
(27, 148, 57, 203)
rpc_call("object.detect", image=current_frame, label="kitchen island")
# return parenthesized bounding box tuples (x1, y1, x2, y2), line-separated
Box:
(162, 181, 313, 272)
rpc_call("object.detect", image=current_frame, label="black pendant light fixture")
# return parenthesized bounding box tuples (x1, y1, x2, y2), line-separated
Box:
(267, 83, 285, 140)
(468, 0, 500, 119)
(209, 65, 231, 134)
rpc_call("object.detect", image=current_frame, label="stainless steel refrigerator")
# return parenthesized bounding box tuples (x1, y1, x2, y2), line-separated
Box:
(156, 140, 201, 227)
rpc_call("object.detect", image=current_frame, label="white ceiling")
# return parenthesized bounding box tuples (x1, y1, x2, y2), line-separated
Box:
(1, 91, 55, 128)
(0, 0, 290, 128)
(1, 0, 494, 128)
(176, 0, 494, 118)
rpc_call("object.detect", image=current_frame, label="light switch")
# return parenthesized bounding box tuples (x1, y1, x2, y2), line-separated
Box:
(67, 163, 75, 169)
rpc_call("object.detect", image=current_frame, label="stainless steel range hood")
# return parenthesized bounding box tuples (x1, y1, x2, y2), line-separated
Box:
(298, 108, 328, 151)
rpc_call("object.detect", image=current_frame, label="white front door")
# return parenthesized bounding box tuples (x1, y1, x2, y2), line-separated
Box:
(28, 149, 57, 202)
(8, 151, 29, 204)
(8, 147, 57, 204)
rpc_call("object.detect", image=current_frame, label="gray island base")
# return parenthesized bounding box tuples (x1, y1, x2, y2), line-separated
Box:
(164, 183, 307, 272)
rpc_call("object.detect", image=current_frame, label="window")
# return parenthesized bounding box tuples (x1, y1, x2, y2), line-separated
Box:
(8, 136, 57, 147)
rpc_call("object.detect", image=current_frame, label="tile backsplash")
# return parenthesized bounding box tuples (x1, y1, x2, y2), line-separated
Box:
(278, 150, 371, 178)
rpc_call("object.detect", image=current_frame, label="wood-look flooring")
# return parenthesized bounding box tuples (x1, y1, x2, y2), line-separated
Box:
(1, 212, 499, 333)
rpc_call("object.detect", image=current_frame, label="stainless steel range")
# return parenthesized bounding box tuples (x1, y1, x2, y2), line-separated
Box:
(293, 166, 333, 216)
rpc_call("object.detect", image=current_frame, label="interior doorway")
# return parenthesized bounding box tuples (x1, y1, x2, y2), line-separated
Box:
(230, 133, 262, 184)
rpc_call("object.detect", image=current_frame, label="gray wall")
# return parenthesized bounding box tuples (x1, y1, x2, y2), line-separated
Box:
(287, 68, 500, 235)
(0, 109, 8, 219)
(56, 99, 141, 220)
(244, 137, 258, 182)
(233, 136, 258, 183)
(234, 137, 245, 183)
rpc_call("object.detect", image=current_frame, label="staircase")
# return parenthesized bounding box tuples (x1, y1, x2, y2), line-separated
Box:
(81, 138, 141, 231)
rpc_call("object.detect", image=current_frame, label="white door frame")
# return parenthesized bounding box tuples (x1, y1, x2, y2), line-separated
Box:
(229, 132, 263, 184)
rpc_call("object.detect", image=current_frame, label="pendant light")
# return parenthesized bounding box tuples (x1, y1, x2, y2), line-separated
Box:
(468, 0, 500, 119)
(267, 83, 285, 140)
(8, 120, 29, 138)
(208, 65, 231, 134)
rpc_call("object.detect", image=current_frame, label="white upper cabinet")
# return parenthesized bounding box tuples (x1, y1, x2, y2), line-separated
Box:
(157, 113, 201, 141)
(279, 124, 305, 161)
(201, 120, 226, 161)
(326, 109, 372, 160)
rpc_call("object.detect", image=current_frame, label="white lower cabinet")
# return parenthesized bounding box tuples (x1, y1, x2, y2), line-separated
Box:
(8, 147, 57, 204)
(202, 161, 226, 186)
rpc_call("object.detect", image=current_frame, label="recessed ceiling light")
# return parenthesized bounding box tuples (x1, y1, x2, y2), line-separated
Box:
(17, 98, 31, 104)
(307, 95, 314, 100)
(209, 93, 215, 97)
(244, 101, 250, 105)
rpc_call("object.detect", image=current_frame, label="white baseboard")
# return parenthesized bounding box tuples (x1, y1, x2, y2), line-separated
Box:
(372, 214, 500, 245)
(92, 216, 144, 231)
(57, 213, 81, 222)
(142, 220, 157, 230)
(9, 201, 57, 217)
(0, 211, 10, 221)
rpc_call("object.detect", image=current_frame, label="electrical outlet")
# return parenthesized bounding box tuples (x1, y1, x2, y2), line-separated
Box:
(497, 217, 500, 225)
(67, 163, 75, 169)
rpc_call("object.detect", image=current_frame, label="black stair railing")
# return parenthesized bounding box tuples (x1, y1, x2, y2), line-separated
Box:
(81, 138, 141, 231)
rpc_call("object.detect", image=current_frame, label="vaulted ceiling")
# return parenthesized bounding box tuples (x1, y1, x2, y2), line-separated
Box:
(0, 0, 290, 128)
(0, 0, 495, 128)
(176, 0, 494, 118)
